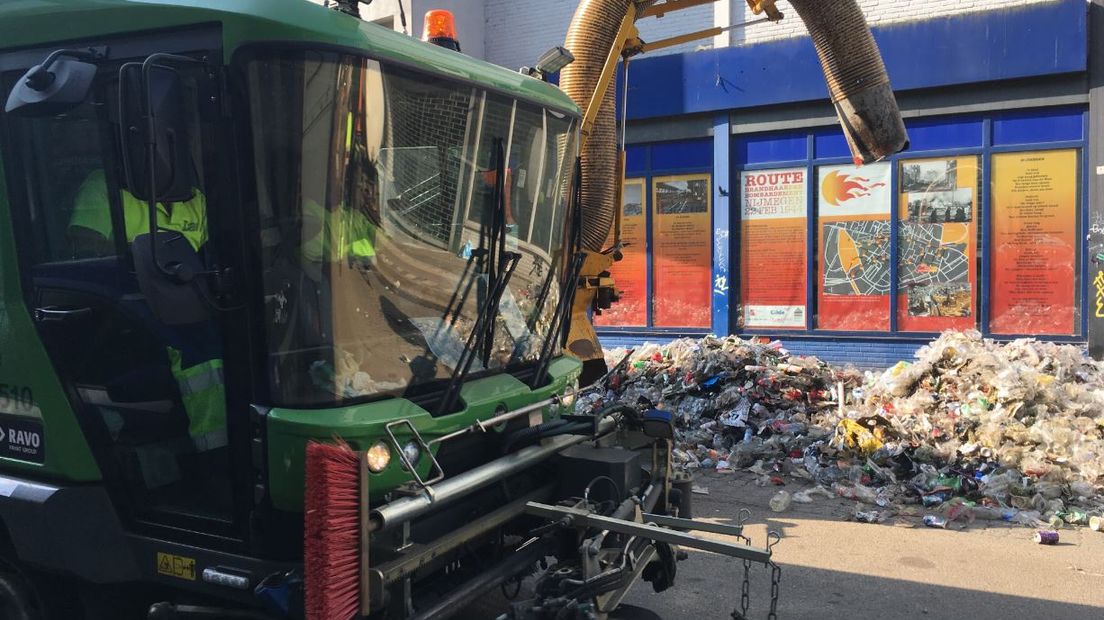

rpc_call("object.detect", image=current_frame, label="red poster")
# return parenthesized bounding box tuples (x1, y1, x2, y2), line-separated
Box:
(740, 168, 807, 329)
(896, 156, 979, 332)
(596, 179, 647, 326)
(653, 174, 712, 328)
(817, 163, 892, 331)
(990, 150, 1079, 335)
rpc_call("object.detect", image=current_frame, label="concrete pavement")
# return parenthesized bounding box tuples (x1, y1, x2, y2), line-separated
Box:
(623, 471, 1104, 620)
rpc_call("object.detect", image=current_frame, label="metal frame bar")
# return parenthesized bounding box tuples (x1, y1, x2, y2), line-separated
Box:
(524, 501, 772, 564)
(641, 512, 744, 537)
(368, 484, 555, 596)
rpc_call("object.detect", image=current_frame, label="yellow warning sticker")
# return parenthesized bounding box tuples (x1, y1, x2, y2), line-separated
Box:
(156, 552, 196, 581)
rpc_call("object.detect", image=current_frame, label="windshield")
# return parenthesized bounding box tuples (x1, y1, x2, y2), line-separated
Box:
(242, 49, 578, 407)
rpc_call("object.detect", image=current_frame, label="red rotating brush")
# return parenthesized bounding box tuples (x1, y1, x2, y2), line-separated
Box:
(305, 440, 366, 620)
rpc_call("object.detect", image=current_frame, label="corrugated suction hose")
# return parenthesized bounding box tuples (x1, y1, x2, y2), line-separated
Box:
(788, 0, 909, 164)
(560, 0, 908, 252)
(560, 0, 632, 253)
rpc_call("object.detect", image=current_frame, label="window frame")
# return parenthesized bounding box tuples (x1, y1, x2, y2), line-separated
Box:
(595, 139, 715, 335)
(729, 108, 1089, 343)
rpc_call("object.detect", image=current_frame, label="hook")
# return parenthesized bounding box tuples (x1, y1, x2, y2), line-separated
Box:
(766, 531, 782, 555)
(737, 508, 752, 526)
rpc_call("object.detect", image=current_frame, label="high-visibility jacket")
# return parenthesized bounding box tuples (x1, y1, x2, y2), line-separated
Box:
(167, 347, 227, 451)
(301, 199, 378, 264)
(69, 169, 208, 251)
(70, 170, 225, 450)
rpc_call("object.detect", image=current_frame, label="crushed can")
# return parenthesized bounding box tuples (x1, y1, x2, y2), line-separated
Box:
(1090, 516, 1103, 532)
(854, 510, 881, 524)
(1033, 530, 1059, 545)
(922, 515, 947, 529)
(921, 493, 947, 508)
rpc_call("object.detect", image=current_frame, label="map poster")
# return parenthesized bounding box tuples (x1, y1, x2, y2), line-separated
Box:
(897, 156, 979, 332)
(653, 174, 712, 327)
(990, 150, 1079, 335)
(817, 162, 892, 331)
(740, 167, 807, 329)
(595, 179, 648, 326)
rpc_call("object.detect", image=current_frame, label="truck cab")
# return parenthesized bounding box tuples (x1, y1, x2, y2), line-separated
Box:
(0, 1, 585, 616)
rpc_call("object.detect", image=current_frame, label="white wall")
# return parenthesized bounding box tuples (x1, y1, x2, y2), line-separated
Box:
(413, 0, 486, 59)
(306, 1, 1066, 69)
(305, 0, 486, 58)
(484, 0, 1064, 69)
(483, 0, 715, 70)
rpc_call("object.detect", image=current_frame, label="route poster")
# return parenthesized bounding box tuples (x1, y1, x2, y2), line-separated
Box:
(740, 168, 807, 329)
(595, 179, 648, 326)
(653, 174, 712, 327)
(990, 149, 1079, 335)
(817, 162, 892, 331)
(897, 156, 979, 331)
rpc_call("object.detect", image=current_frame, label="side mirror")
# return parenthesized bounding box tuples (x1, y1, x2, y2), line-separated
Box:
(4, 48, 103, 116)
(118, 61, 197, 202)
(132, 232, 210, 326)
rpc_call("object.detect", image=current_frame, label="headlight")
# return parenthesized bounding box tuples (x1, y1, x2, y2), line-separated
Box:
(560, 380, 580, 410)
(366, 440, 392, 473)
(400, 441, 421, 469)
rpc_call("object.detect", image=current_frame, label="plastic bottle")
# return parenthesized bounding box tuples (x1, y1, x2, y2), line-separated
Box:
(1089, 516, 1103, 532)
(833, 483, 878, 504)
(970, 506, 1017, 521)
(769, 490, 792, 513)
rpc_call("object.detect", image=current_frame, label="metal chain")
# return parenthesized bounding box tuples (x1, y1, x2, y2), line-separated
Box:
(767, 561, 782, 620)
(732, 534, 752, 620)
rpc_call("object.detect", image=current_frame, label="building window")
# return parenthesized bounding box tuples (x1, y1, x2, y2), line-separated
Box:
(989, 149, 1081, 335)
(815, 162, 892, 331)
(595, 179, 648, 327)
(738, 167, 807, 329)
(897, 155, 980, 331)
(727, 107, 1085, 341)
(652, 174, 712, 327)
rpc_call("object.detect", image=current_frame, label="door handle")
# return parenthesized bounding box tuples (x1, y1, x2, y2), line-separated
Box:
(33, 306, 93, 323)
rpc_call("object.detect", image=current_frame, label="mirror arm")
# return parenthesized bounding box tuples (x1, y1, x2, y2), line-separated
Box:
(139, 53, 203, 283)
(24, 46, 107, 91)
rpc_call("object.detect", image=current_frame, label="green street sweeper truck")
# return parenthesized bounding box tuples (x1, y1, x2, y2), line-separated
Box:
(0, 1, 906, 618)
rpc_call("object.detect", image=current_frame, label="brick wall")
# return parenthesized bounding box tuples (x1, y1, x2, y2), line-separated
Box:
(483, 0, 714, 69)
(484, 0, 1064, 69)
(306, 1, 1067, 71)
(729, 0, 1059, 46)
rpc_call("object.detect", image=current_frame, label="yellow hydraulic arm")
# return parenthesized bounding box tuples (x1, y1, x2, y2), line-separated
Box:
(567, 1, 783, 377)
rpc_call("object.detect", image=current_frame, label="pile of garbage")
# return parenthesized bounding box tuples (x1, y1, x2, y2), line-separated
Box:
(582, 331, 1104, 528)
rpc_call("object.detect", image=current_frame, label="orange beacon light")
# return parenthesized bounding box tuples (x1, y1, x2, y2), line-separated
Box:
(422, 9, 460, 52)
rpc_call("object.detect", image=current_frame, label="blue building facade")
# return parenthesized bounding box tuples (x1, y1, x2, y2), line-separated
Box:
(597, 0, 1099, 369)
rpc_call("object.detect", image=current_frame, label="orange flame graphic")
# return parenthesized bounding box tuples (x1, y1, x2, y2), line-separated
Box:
(821, 170, 886, 206)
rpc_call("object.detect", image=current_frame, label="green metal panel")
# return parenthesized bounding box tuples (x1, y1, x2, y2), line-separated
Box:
(0, 156, 102, 481)
(266, 356, 581, 511)
(0, 0, 579, 115)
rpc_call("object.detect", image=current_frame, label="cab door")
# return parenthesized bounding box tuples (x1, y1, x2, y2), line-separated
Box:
(0, 35, 250, 543)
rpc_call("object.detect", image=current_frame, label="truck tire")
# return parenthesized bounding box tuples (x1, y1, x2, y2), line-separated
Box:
(0, 564, 44, 620)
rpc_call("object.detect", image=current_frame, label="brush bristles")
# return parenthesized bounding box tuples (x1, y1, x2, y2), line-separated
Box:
(305, 440, 363, 620)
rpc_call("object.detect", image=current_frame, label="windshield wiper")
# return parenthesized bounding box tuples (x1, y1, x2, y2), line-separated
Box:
(530, 158, 585, 389)
(436, 139, 519, 415)
(437, 251, 521, 415)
